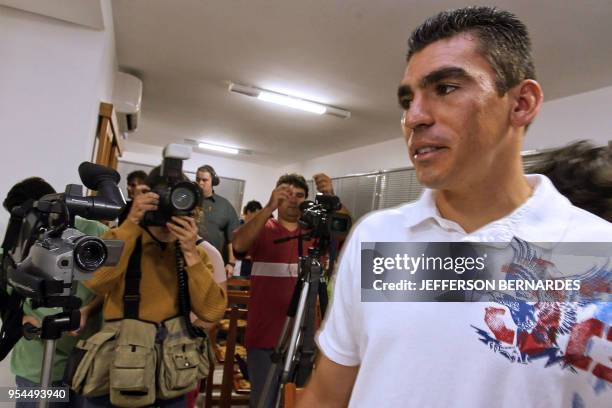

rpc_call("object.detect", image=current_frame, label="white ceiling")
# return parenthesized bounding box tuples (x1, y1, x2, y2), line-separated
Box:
(112, 0, 612, 166)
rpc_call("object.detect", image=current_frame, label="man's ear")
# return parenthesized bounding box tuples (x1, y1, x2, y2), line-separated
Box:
(509, 79, 543, 128)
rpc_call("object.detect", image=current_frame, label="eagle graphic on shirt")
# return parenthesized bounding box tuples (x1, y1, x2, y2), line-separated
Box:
(471, 239, 611, 393)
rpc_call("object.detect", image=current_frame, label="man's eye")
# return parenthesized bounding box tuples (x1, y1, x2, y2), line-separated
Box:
(398, 95, 412, 110)
(437, 84, 458, 95)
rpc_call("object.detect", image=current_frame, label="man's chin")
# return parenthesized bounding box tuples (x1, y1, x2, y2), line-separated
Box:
(281, 213, 300, 223)
(414, 168, 450, 190)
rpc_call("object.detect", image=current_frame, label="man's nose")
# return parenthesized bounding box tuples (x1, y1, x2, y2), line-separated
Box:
(402, 95, 434, 132)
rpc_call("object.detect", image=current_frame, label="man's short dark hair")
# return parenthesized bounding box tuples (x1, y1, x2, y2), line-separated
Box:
(3, 177, 56, 212)
(127, 170, 147, 183)
(407, 6, 535, 95)
(276, 174, 309, 196)
(243, 200, 263, 214)
(528, 140, 612, 221)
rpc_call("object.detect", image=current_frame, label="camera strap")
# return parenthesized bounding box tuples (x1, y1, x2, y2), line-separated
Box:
(174, 241, 206, 339)
(123, 237, 142, 319)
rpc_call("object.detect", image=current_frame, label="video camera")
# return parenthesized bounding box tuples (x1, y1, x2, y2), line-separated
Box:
(298, 193, 351, 241)
(142, 144, 202, 226)
(3, 162, 125, 309)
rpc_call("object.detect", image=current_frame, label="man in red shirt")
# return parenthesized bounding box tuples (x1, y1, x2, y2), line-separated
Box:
(232, 173, 311, 408)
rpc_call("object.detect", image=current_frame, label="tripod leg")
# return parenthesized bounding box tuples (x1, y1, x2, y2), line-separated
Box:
(294, 273, 320, 386)
(257, 276, 308, 408)
(38, 338, 56, 408)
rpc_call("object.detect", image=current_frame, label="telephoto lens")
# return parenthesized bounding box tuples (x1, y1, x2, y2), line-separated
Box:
(73, 236, 108, 272)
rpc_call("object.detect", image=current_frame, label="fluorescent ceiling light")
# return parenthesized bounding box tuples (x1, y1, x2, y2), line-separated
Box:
(228, 82, 351, 119)
(257, 91, 326, 114)
(198, 142, 239, 155)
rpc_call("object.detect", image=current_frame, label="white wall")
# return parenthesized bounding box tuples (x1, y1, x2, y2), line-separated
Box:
(0, 1, 117, 235)
(0, 0, 116, 388)
(120, 141, 280, 209)
(526, 85, 612, 151)
(291, 85, 612, 178)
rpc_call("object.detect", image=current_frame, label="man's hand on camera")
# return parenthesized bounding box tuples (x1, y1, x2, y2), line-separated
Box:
(166, 215, 200, 266)
(266, 184, 292, 211)
(127, 185, 159, 225)
(314, 173, 334, 195)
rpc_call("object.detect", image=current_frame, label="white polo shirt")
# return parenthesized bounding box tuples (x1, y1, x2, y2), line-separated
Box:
(318, 175, 612, 408)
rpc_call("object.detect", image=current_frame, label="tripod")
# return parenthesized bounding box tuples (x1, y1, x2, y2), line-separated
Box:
(22, 303, 80, 408)
(257, 244, 329, 408)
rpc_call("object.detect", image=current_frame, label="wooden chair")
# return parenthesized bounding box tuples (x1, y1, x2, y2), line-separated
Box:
(226, 277, 251, 290)
(205, 291, 251, 407)
(283, 383, 304, 408)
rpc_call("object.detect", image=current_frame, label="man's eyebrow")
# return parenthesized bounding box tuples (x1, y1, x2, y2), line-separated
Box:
(397, 84, 413, 100)
(420, 66, 471, 88)
(398, 66, 473, 98)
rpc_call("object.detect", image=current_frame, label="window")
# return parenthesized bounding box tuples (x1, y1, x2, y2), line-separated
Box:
(314, 150, 548, 222)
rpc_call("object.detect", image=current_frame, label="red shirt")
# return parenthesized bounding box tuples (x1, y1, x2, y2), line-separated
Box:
(244, 218, 312, 349)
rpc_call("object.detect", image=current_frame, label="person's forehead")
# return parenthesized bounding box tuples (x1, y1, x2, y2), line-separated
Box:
(402, 34, 491, 85)
(288, 185, 306, 195)
(128, 177, 144, 185)
(197, 170, 212, 179)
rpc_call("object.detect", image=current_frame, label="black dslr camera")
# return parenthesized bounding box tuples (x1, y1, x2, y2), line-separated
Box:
(142, 144, 202, 227)
(298, 193, 352, 240)
(3, 162, 125, 309)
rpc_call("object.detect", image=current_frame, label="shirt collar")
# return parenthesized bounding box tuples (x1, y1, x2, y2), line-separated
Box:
(204, 193, 216, 202)
(398, 174, 573, 244)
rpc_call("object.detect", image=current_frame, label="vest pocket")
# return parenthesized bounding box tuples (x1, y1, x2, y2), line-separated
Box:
(109, 319, 157, 407)
(157, 317, 204, 399)
(65, 324, 119, 397)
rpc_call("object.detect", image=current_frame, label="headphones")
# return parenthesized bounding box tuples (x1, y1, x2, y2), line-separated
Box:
(201, 165, 220, 186)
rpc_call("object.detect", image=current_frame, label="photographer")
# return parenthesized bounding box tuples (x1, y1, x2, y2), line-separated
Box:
(232, 174, 313, 408)
(81, 167, 226, 407)
(2, 177, 106, 408)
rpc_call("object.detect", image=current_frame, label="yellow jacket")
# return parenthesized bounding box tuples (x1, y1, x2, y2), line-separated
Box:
(85, 220, 227, 324)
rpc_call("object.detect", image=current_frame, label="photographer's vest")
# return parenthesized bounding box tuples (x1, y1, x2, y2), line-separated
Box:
(65, 238, 212, 407)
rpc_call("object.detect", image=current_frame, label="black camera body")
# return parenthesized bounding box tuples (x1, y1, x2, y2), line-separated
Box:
(299, 194, 352, 241)
(142, 144, 202, 227)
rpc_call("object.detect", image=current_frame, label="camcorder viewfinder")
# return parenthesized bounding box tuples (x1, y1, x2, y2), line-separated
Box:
(142, 144, 202, 227)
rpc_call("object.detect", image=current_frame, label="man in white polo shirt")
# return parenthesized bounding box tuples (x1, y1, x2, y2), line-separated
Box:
(299, 6, 612, 408)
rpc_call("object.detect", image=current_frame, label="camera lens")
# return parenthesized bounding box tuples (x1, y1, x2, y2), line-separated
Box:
(170, 182, 201, 212)
(73, 237, 107, 272)
(171, 186, 196, 210)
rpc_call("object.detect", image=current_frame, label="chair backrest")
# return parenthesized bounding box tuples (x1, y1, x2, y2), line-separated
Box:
(227, 290, 250, 307)
(215, 290, 250, 407)
(227, 277, 251, 290)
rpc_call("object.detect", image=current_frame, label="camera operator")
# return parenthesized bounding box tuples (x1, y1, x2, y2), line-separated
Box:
(2, 177, 106, 408)
(81, 167, 227, 407)
(232, 174, 314, 408)
(117, 170, 147, 225)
